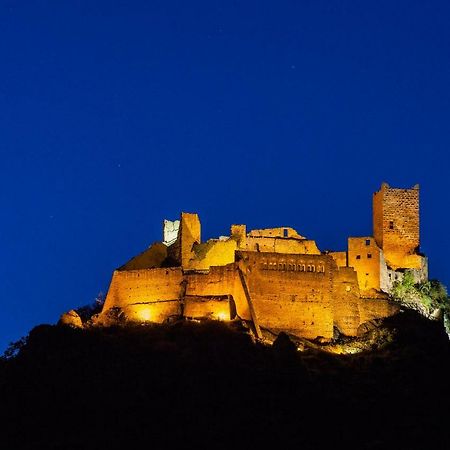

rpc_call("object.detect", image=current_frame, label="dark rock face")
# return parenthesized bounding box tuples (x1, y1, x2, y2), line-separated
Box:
(0, 311, 449, 450)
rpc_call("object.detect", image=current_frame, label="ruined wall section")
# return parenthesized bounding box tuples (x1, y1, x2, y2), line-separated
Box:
(184, 295, 235, 321)
(248, 227, 305, 239)
(185, 264, 251, 321)
(180, 212, 201, 268)
(238, 251, 334, 339)
(332, 267, 361, 336)
(329, 251, 347, 268)
(163, 219, 180, 246)
(243, 236, 320, 255)
(119, 242, 168, 271)
(102, 268, 184, 322)
(348, 237, 382, 294)
(358, 297, 400, 325)
(187, 239, 237, 271)
(230, 224, 247, 247)
(373, 183, 421, 269)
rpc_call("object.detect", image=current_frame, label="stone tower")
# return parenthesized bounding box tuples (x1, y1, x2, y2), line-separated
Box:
(373, 182, 420, 269)
(179, 212, 201, 267)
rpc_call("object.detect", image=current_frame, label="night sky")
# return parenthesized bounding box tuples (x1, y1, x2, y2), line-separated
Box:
(1, 1, 449, 352)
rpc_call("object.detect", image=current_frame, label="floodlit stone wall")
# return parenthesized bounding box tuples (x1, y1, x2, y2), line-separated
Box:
(180, 212, 201, 267)
(373, 183, 420, 269)
(329, 251, 347, 267)
(237, 251, 335, 339)
(359, 297, 400, 325)
(187, 239, 238, 271)
(103, 267, 184, 311)
(122, 301, 181, 323)
(243, 236, 321, 255)
(348, 237, 382, 294)
(184, 295, 235, 321)
(332, 267, 361, 336)
(247, 227, 305, 239)
(185, 264, 251, 321)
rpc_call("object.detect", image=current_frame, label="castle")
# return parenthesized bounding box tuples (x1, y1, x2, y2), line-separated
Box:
(91, 183, 427, 339)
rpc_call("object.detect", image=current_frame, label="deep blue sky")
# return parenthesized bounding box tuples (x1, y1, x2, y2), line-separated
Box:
(1, 1, 449, 351)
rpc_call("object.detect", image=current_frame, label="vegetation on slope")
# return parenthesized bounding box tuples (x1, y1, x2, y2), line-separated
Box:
(391, 271, 450, 336)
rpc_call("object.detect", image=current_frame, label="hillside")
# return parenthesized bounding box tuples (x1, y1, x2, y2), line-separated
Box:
(1, 311, 449, 449)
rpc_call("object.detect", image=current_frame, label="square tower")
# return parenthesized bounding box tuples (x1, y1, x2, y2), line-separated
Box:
(373, 183, 420, 269)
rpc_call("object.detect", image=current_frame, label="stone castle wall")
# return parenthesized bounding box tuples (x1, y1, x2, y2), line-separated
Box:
(347, 237, 382, 294)
(332, 267, 361, 336)
(238, 252, 335, 339)
(104, 267, 184, 309)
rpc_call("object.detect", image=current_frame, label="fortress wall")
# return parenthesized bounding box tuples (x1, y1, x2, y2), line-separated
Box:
(348, 237, 381, 293)
(329, 251, 347, 267)
(332, 267, 361, 336)
(187, 239, 237, 271)
(103, 268, 184, 311)
(184, 296, 234, 321)
(358, 298, 400, 325)
(244, 236, 321, 255)
(185, 265, 251, 320)
(123, 301, 181, 323)
(239, 252, 334, 339)
(248, 227, 304, 239)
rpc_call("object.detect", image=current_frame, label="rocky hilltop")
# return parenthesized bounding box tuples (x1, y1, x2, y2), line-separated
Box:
(1, 309, 449, 449)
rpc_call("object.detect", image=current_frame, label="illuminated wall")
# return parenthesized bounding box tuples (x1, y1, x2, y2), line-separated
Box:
(187, 239, 238, 271)
(184, 295, 235, 321)
(238, 251, 335, 339)
(103, 267, 184, 311)
(185, 264, 251, 321)
(332, 267, 361, 336)
(373, 183, 421, 269)
(347, 237, 382, 294)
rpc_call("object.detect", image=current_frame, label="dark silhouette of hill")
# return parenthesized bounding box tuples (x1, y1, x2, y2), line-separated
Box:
(0, 311, 449, 450)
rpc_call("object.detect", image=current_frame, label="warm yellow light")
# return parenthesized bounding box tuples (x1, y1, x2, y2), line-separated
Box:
(216, 312, 228, 321)
(139, 308, 152, 322)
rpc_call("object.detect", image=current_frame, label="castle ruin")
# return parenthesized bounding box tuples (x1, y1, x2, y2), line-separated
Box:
(94, 183, 427, 339)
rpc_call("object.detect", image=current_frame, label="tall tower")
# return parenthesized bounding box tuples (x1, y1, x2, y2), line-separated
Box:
(179, 212, 201, 268)
(373, 182, 420, 269)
